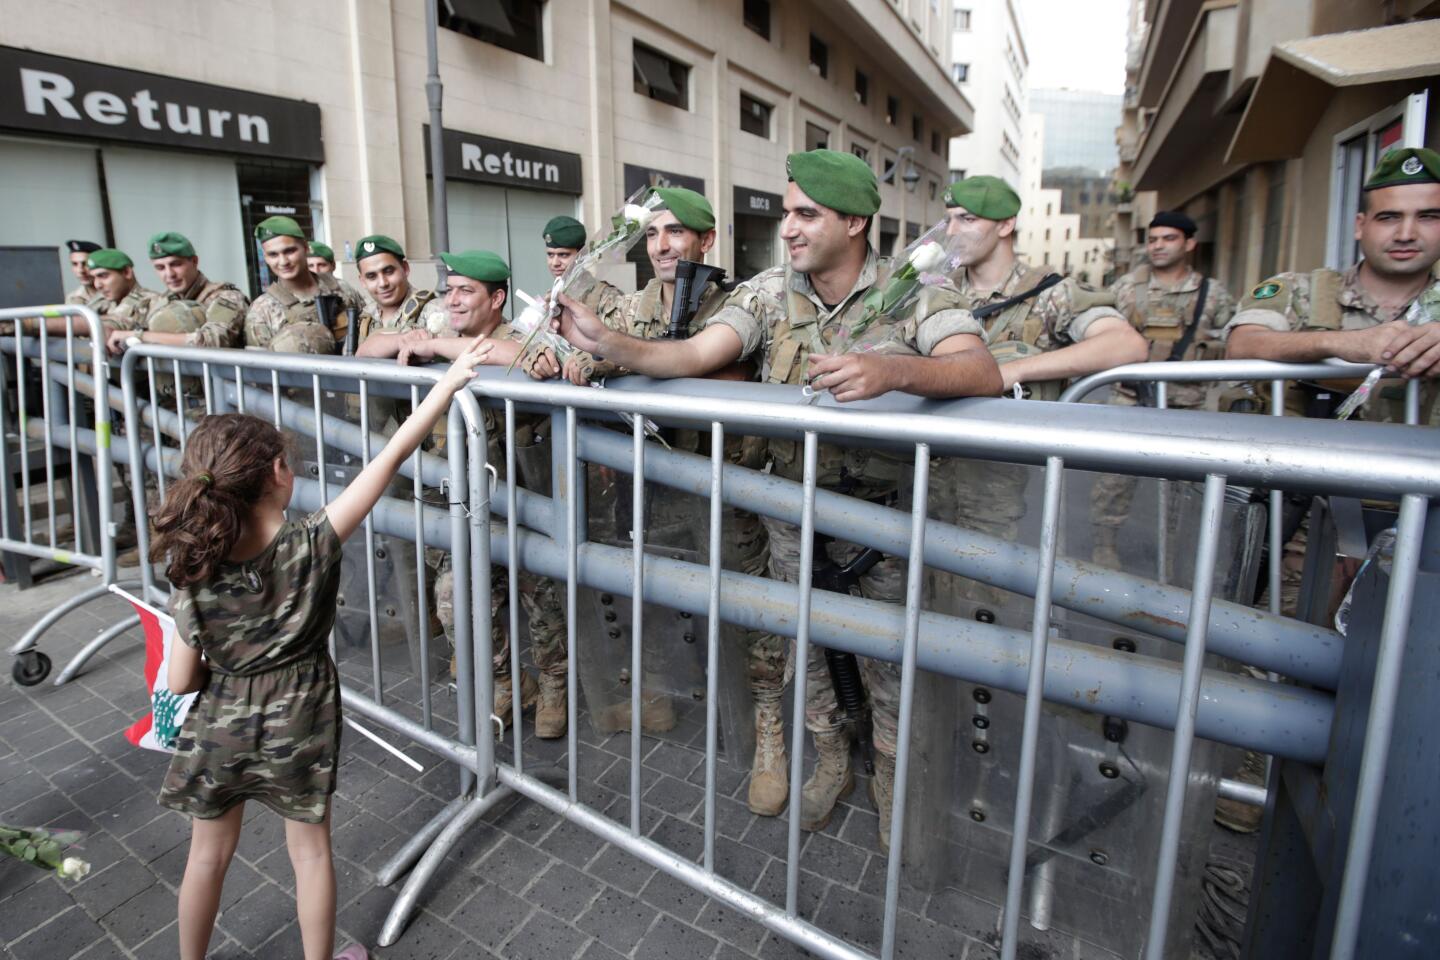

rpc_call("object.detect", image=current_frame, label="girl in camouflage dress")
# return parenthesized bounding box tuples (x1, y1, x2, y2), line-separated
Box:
(150, 338, 489, 960)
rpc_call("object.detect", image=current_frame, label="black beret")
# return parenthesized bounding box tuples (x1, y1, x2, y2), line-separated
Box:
(1149, 211, 1196, 237)
(66, 240, 101, 254)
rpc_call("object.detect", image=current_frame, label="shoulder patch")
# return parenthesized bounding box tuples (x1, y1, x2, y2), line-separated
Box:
(1250, 281, 1283, 301)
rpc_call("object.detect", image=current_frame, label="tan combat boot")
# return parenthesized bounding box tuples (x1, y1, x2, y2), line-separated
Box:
(870, 751, 895, 854)
(535, 673, 567, 739)
(1091, 525, 1122, 570)
(747, 700, 788, 816)
(799, 729, 853, 832)
(597, 693, 677, 733)
(493, 670, 539, 731)
(1213, 750, 1266, 833)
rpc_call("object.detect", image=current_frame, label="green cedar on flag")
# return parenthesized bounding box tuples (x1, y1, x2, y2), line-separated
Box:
(114, 585, 197, 752)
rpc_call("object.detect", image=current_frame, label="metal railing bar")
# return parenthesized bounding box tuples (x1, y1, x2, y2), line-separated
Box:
(630, 412, 645, 836)
(414, 385, 433, 731)
(784, 431, 819, 918)
(565, 405, 579, 802)
(703, 420, 724, 874)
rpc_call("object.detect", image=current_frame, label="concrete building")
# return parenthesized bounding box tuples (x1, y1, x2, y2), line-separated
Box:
(1014, 113, 1113, 286)
(1029, 87, 1123, 175)
(1111, 0, 1157, 275)
(945, 0, 1030, 183)
(0, 0, 972, 314)
(1126, 1, 1439, 294)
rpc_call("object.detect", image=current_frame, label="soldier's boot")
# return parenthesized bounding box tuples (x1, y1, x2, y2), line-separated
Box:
(1214, 750, 1266, 834)
(747, 700, 788, 817)
(535, 672, 567, 740)
(493, 670, 540, 731)
(597, 694, 678, 733)
(870, 751, 895, 855)
(1091, 524, 1122, 570)
(799, 729, 853, 832)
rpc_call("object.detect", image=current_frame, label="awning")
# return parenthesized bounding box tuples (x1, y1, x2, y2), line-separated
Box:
(1227, 19, 1440, 164)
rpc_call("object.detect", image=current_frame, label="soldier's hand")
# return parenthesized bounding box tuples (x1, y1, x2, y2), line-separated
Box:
(1378, 322, 1440, 379)
(479, 337, 521, 368)
(522, 347, 561, 381)
(397, 337, 438, 366)
(400, 328, 433, 345)
(551, 293, 606, 355)
(562, 354, 592, 386)
(807, 352, 894, 403)
(104, 325, 135, 357)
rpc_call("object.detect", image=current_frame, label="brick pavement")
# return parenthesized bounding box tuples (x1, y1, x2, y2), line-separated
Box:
(1, 566, 1241, 960)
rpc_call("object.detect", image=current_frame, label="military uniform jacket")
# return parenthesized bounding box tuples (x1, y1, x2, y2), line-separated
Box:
(952, 259, 1117, 352)
(1111, 265, 1234, 408)
(103, 286, 163, 332)
(707, 248, 983, 495)
(356, 286, 447, 343)
(166, 273, 250, 349)
(66, 285, 100, 309)
(1223, 263, 1439, 423)
(244, 272, 365, 349)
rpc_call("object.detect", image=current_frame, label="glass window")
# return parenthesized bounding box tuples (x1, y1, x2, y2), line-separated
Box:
(806, 123, 830, 152)
(855, 70, 869, 106)
(912, 115, 922, 142)
(954, 7, 971, 30)
(634, 42, 690, 109)
(951, 62, 969, 83)
(931, 130, 942, 155)
(441, 0, 544, 61)
(1260, 161, 1286, 280)
(851, 143, 871, 165)
(886, 95, 899, 126)
(740, 93, 772, 139)
(810, 34, 828, 78)
(743, 0, 770, 40)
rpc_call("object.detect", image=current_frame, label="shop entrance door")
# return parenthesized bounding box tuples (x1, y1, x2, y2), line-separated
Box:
(446, 182, 578, 321)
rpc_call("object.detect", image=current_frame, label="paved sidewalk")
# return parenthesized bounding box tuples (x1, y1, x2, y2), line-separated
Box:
(1, 567, 1240, 959)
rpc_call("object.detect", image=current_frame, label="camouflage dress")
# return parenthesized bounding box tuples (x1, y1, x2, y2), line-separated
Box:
(159, 509, 344, 824)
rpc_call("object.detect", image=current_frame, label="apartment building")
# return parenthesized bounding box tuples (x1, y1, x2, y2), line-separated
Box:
(0, 0, 973, 311)
(1123, 0, 1438, 294)
(945, 0, 1029, 182)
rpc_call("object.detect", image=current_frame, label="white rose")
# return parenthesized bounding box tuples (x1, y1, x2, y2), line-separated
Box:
(427, 311, 451, 337)
(622, 204, 654, 230)
(58, 857, 90, 880)
(907, 240, 948, 274)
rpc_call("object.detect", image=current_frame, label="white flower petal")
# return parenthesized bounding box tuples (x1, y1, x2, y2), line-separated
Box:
(907, 240, 948, 274)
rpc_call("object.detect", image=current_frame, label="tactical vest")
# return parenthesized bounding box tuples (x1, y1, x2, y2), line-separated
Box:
(359, 287, 435, 343)
(1125, 266, 1220, 365)
(978, 264, 1076, 402)
(267, 276, 350, 342)
(191, 278, 245, 332)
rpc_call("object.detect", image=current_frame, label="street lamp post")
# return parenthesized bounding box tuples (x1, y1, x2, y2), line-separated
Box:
(881, 146, 921, 256)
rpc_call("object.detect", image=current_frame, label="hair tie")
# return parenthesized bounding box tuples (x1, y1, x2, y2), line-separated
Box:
(195, 473, 213, 488)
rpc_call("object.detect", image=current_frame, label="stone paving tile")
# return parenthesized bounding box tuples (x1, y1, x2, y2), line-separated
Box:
(498, 908, 591, 960)
(576, 886, 660, 954)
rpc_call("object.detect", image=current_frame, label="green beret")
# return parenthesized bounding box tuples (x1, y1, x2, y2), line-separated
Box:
(786, 149, 880, 217)
(944, 175, 1021, 220)
(307, 241, 335, 262)
(354, 235, 406, 264)
(651, 187, 716, 232)
(1365, 147, 1440, 191)
(542, 217, 587, 250)
(86, 248, 132, 271)
(147, 231, 195, 259)
(254, 216, 306, 243)
(439, 250, 510, 283)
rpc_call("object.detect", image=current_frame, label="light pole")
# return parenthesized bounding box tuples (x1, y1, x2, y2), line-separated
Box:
(426, 0, 449, 270)
(880, 146, 921, 256)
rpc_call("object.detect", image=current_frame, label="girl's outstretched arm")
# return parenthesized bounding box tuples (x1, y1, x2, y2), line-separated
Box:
(325, 336, 488, 542)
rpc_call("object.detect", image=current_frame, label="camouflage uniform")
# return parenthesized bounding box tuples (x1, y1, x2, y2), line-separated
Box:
(65, 284, 100, 309)
(160, 509, 344, 824)
(429, 321, 568, 689)
(1223, 265, 1439, 613)
(244, 272, 364, 353)
(707, 249, 984, 756)
(1090, 267, 1235, 559)
(355, 286, 447, 341)
(163, 273, 251, 349)
(101, 285, 164, 332)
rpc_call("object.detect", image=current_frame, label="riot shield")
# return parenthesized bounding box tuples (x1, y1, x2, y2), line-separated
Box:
(905, 455, 1263, 959)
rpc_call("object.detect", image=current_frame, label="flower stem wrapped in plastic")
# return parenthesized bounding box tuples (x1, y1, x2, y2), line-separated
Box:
(1334, 281, 1438, 420)
(0, 824, 91, 880)
(507, 187, 666, 373)
(801, 218, 955, 401)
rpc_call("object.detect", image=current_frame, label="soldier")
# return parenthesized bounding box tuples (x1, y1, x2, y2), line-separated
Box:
(349, 234, 447, 355)
(402, 250, 570, 738)
(63, 239, 102, 307)
(529, 216, 623, 384)
(1089, 211, 1235, 567)
(83, 249, 162, 353)
(103, 231, 250, 355)
(552, 150, 1002, 848)
(308, 240, 367, 308)
(244, 217, 364, 354)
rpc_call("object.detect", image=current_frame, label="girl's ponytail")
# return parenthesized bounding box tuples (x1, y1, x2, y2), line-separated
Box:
(149, 414, 289, 588)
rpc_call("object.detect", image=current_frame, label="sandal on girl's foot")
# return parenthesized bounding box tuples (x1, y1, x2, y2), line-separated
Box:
(334, 945, 369, 960)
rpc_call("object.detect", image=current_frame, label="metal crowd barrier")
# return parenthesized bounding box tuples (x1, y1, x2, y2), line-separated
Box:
(0, 304, 141, 687)
(5, 332, 1437, 959)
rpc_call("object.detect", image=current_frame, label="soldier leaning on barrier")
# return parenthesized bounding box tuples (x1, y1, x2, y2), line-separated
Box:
(1224, 147, 1440, 612)
(102, 231, 251, 357)
(551, 149, 1003, 850)
(244, 218, 364, 354)
(399, 249, 570, 739)
(522, 215, 622, 385)
(63, 239, 102, 308)
(1088, 211, 1235, 568)
(348, 235, 447, 352)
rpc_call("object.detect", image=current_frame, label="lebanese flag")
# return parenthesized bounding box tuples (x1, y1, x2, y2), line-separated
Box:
(111, 586, 197, 753)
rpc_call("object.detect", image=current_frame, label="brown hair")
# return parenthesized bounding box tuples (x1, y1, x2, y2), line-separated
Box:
(149, 414, 289, 589)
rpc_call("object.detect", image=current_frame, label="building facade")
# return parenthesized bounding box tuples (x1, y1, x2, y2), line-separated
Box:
(945, 0, 1029, 183)
(1029, 87, 1122, 175)
(1124, 0, 1439, 294)
(0, 0, 972, 312)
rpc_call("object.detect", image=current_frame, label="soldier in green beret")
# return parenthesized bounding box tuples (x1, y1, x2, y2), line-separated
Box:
(531, 215, 623, 384)
(244, 217, 364, 353)
(553, 149, 1002, 842)
(104, 231, 251, 355)
(349, 235, 446, 356)
(306, 240, 337, 276)
(83, 249, 162, 353)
